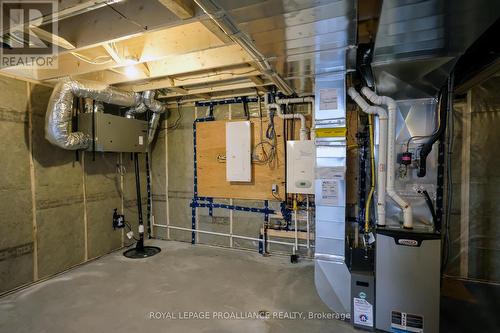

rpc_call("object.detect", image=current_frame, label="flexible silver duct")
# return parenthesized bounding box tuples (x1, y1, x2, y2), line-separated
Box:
(125, 102, 147, 118)
(143, 90, 168, 144)
(45, 78, 142, 150)
(93, 101, 104, 113)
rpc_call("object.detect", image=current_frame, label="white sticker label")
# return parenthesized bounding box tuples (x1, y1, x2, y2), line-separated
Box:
(368, 232, 376, 244)
(319, 88, 338, 110)
(320, 179, 339, 206)
(353, 298, 373, 327)
(139, 135, 144, 145)
(138, 225, 144, 233)
(391, 311, 424, 333)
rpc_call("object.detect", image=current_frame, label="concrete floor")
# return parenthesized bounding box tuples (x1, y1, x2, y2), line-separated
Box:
(0, 240, 356, 333)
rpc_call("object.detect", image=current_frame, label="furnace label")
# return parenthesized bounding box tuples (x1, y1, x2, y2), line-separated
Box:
(353, 297, 373, 327)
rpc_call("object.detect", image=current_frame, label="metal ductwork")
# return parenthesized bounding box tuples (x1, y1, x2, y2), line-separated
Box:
(193, 0, 294, 95)
(372, 0, 500, 99)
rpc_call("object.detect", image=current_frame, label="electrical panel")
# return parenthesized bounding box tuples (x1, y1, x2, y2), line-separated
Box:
(226, 121, 251, 182)
(78, 112, 147, 153)
(286, 140, 315, 194)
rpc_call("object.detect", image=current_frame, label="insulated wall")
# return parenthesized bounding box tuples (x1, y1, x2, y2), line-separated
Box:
(0, 75, 147, 294)
(446, 74, 500, 282)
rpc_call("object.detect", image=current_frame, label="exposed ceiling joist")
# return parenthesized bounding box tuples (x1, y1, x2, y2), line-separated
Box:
(35, 22, 225, 81)
(101, 43, 122, 63)
(117, 65, 260, 92)
(0, 0, 118, 36)
(168, 86, 189, 94)
(161, 87, 261, 104)
(75, 44, 253, 85)
(160, 79, 272, 98)
(50, 0, 206, 54)
(195, 93, 212, 100)
(158, 0, 195, 19)
(200, 19, 233, 44)
(249, 75, 264, 86)
(29, 26, 76, 50)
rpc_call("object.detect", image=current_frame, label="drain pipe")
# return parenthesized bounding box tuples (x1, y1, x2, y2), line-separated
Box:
(348, 87, 388, 227)
(361, 87, 413, 229)
(193, 0, 294, 95)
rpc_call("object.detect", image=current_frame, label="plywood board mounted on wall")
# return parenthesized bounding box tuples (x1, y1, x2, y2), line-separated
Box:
(196, 117, 307, 200)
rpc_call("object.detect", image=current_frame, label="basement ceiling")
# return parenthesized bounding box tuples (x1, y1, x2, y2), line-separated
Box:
(0, 0, 366, 100)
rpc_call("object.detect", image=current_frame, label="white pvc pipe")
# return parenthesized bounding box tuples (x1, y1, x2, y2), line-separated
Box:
(361, 87, 413, 229)
(266, 96, 314, 140)
(348, 87, 388, 227)
(153, 223, 312, 248)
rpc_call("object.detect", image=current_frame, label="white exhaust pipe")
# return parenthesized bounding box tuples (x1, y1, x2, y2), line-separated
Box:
(265, 96, 313, 141)
(347, 87, 388, 227)
(361, 87, 413, 229)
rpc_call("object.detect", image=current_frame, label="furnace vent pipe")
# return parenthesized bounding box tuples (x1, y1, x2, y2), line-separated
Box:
(348, 87, 388, 227)
(361, 87, 413, 229)
(45, 79, 142, 150)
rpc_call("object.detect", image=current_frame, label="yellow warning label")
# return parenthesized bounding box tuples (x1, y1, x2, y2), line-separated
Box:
(315, 127, 347, 138)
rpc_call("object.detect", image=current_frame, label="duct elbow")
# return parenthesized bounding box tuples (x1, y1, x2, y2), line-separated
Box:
(45, 80, 90, 150)
(143, 90, 167, 114)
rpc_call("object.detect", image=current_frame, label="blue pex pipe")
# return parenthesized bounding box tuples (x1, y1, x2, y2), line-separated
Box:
(190, 115, 279, 249)
(190, 201, 275, 215)
(195, 96, 258, 107)
(192, 116, 214, 243)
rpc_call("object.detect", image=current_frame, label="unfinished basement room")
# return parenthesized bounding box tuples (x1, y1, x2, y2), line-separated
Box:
(0, 0, 499, 332)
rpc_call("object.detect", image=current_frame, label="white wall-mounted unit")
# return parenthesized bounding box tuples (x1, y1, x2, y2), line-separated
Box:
(226, 121, 252, 182)
(286, 140, 315, 194)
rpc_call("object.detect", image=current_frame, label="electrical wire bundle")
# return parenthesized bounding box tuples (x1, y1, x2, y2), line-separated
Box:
(253, 97, 277, 166)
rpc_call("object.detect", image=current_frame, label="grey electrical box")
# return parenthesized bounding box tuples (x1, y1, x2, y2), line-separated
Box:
(78, 112, 148, 153)
(351, 271, 375, 331)
(375, 229, 440, 333)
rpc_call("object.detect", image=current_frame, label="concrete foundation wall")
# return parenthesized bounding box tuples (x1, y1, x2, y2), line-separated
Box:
(0, 76, 148, 293)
